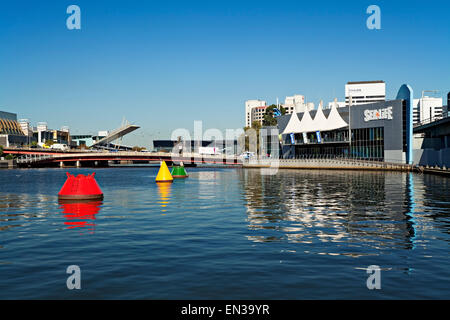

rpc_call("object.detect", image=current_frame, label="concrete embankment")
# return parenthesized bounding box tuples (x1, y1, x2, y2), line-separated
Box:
(420, 166, 450, 176)
(0, 160, 17, 169)
(243, 158, 414, 172)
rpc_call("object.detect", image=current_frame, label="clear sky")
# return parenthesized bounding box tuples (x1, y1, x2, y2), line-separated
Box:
(0, 0, 449, 148)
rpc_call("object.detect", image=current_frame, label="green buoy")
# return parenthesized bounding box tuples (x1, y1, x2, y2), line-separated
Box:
(171, 164, 189, 178)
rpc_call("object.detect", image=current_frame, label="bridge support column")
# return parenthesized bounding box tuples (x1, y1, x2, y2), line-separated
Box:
(76, 161, 81, 168)
(59, 161, 64, 168)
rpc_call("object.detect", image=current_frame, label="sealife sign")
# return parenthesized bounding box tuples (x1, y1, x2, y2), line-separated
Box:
(364, 106, 393, 122)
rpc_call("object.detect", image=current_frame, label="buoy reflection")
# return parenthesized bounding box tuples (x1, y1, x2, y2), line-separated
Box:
(59, 200, 102, 233)
(156, 182, 172, 213)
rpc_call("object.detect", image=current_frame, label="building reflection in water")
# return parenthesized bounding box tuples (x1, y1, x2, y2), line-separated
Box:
(59, 200, 102, 234)
(239, 169, 419, 254)
(157, 183, 172, 213)
(0, 193, 54, 231)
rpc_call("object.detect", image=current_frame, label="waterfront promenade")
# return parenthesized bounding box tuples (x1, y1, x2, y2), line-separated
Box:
(244, 158, 415, 171)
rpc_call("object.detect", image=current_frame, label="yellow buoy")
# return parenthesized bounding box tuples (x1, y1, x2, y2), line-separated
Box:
(155, 161, 173, 183)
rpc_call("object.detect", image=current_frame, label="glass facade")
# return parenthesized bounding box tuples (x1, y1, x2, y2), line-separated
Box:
(350, 127, 384, 160)
(284, 128, 385, 161)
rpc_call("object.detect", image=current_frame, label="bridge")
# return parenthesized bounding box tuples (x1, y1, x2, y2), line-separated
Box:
(2, 148, 243, 167)
(412, 111, 450, 168)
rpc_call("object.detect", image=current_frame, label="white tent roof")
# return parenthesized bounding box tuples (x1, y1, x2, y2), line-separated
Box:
(313, 101, 328, 131)
(322, 101, 348, 131)
(282, 101, 348, 134)
(282, 111, 303, 134)
(297, 109, 316, 133)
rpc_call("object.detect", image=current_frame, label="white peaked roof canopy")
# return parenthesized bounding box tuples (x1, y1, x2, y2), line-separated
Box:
(282, 111, 303, 134)
(313, 101, 328, 131)
(322, 101, 348, 131)
(298, 108, 316, 133)
(282, 100, 348, 134)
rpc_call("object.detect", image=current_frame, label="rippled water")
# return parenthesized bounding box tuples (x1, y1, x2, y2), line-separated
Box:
(0, 167, 449, 299)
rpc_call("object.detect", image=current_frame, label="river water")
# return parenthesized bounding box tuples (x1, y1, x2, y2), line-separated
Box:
(0, 167, 449, 299)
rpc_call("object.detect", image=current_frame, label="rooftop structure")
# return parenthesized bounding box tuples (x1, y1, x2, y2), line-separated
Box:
(345, 80, 386, 106)
(91, 123, 140, 149)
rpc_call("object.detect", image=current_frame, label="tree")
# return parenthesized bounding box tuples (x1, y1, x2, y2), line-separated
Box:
(240, 121, 263, 153)
(132, 146, 146, 152)
(44, 140, 55, 146)
(263, 104, 286, 126)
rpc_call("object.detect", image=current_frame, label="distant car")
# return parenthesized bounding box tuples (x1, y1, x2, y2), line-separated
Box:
(239, 152, 255, 160)
(50, 144, 69, 151)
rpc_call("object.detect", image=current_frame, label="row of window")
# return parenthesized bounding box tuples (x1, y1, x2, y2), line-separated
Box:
(285, 127, 385, 160)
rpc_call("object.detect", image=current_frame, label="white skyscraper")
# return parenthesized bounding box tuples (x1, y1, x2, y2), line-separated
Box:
(245, 99, 267, 127)
(413, 95, 443, 125)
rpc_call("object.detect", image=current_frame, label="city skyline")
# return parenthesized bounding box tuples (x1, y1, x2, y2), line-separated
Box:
(1, 0, 449, 148)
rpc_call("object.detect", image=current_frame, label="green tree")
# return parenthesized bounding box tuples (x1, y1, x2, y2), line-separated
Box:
(240, 121, 263, 153)
(44, 140, 55, 147)
(263, 104, 286, 126)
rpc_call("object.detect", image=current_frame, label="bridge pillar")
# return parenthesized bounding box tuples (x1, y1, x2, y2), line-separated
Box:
(76, 161, 81, 167)
(59, 161, 64, 168)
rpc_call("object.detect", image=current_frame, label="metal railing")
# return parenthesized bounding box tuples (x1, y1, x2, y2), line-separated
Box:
(16, 154, 54, 164)
(244, 154, 416, 169)
(414, 110, 449, 128)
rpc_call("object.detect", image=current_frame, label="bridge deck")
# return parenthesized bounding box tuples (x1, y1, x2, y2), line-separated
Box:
(3, 148, 242, 166)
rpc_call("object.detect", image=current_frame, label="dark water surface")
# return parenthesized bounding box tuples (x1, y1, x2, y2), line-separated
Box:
(0, 167, 449, 299)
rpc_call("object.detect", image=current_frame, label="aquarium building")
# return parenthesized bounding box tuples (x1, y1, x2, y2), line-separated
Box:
(275, 85, 414, 164)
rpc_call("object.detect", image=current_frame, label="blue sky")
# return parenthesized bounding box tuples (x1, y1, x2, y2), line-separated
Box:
(0, 0, 449, 148)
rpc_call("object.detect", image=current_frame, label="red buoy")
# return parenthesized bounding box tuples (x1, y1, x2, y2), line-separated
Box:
(58, 172, 104, 201)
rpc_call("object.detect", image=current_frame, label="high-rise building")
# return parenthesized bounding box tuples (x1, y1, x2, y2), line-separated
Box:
(282, 94, 306, 114)
(413, 95, 443, 125)
(245, 99, 266, 127)
(345, 81, 386, 106)
(250, 106, 268, 126)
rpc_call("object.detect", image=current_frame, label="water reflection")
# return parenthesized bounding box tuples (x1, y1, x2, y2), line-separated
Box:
(59, 200, 102, 233)
(239, 170, 423, 254)
(156, 183, 172, 213)
(0, 193, 54, 233)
